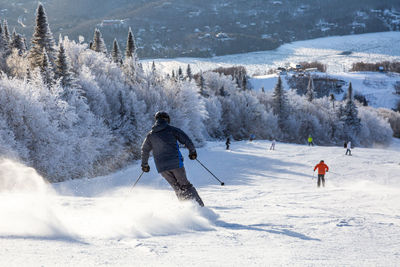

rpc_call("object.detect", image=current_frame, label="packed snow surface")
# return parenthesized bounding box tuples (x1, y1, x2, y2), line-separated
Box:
(143, 32, 400, 75)
(1, 140, 400, 266)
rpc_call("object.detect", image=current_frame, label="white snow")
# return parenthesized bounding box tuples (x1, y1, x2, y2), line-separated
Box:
(142, 31, 400, 75)
(250, 71, 400, 109)
(1, 140, 400, 266)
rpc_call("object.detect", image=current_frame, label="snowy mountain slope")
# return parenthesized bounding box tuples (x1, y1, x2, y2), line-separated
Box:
(143, 31, 400, 75)
(1, 140, 400, 266)
(250, 71, 400, 109)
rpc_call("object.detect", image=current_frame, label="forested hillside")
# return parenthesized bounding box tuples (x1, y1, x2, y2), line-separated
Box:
(1, 0, 399, 58)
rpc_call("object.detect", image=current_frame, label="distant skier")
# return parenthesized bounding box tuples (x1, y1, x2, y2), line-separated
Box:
(226, 137, 231, 150)
(270, 139, 276, 150)
(308, 135, 314, 146)
(141, 111, 204, 207)
(343, 141, 347, 148)
(249, 134, 255, 142)
(345, 141, 352, 156)
(314, 160, 329, 187)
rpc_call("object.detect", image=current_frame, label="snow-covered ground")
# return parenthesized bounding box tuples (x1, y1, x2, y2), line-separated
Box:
(142, 32, 400, 75)
(1, 140, 400, 266)
(250, 71, 400, 109)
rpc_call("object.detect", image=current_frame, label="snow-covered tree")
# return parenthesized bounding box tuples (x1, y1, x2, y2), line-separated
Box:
(178, 66, 183, 81)
(91, 28, 107, 54)
(28, 3, 56, 69)
(125, 27, 136, 59)
(10, 29, 25, 54)
(39, 48, 54, 87)
(306, 75, 315, 102)
(2, 20, 10, 44)
(186, 64, 193, 81)
(272, 76, 289, 130)
(55, 42, 74, 88)
(111, 38, 122, 64)
(341, 82, 361, 142)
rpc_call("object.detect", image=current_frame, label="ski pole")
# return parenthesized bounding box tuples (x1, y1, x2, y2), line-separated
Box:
(130, 171, 145, 190)
(196, 159, 225, 186)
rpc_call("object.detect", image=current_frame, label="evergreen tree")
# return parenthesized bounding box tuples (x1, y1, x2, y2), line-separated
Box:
(341, 82, 361, 140)
(0, 22, 5, 52)
(111, 38, 122, 64)
(91, 28, 107, 54)
(178, 66, 183, 80)
(151, 61, 156, 73)
(242, 75, 247, 90)
(26, 67, 32, 82)
(186, 64, 192, 81)
(55, 42, 74, 88)
(40, 48, 54, 87)
(11, 29, 25, 54)
(125, 27, 136, 59)
(329, 93, 335, 109)
(199, 73, 206, 96)
(3, 20, 10, 43)
(306, 75, 315, 102)
(28, 3, 56, 69)
(272, 76, 288, 129)
(0, 21, 10, 54)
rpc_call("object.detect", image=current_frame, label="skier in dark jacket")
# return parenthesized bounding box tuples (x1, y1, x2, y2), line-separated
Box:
(226, 137, 230, 150)
(141, 111, 204, 207)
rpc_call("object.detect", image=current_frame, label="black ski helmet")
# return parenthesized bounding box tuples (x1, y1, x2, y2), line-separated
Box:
(155, 111, 170, 123)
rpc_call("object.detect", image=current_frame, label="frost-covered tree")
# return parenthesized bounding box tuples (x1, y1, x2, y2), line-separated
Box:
(0, 22, 10, 55)
(341, 82, 361, 142)
(39, 48, 54, 88)
(55, 42, 74, 88)
(10, 29, 25, 54)
(28, 3, 56, 69)
(178, 66, 183, 80)
(186, 64, 193, 81)
(125, 27, 136, 59)
(91, 28, 107, 54)
(3, 20, 10, 44)
(272, 76, 289, 130)
(111, 38, 122, 64)
(6, 48, 29, 79)
(306, 75, 315, 102)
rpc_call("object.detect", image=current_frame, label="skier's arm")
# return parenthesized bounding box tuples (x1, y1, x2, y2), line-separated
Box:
(141, 134, 152, 166)
(172, 127, 196, 153)
(326, 165, 329, 172)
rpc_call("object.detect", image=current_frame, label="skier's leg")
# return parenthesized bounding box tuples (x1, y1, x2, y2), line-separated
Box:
(322, 175, 325, 187)
(171, 167, 204, 207)
(317, 175, 321, 187)
(160, 170, 181, 198)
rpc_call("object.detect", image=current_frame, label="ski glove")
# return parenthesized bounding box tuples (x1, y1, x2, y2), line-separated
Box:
(189, 151, 197, 160)
(142, 163, 150, 172)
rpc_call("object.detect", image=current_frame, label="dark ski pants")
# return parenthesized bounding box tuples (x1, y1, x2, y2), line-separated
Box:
(161, 167, 204, 207)
(345, 149, 352, 155)
(226, 144, 229, 150)
(317, 174, 325, 187)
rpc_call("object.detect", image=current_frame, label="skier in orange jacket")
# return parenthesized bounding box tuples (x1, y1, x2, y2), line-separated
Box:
(314, 160, 329, 187)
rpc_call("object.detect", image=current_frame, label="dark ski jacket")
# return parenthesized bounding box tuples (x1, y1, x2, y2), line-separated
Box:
(141, 119, 196, 173)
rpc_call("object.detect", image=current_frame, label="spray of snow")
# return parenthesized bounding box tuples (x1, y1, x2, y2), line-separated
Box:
(0, 159, 217, 241)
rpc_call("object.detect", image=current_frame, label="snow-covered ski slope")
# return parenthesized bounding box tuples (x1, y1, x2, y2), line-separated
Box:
(143, 31, 400, 75)
(1, 140, 400, 266)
